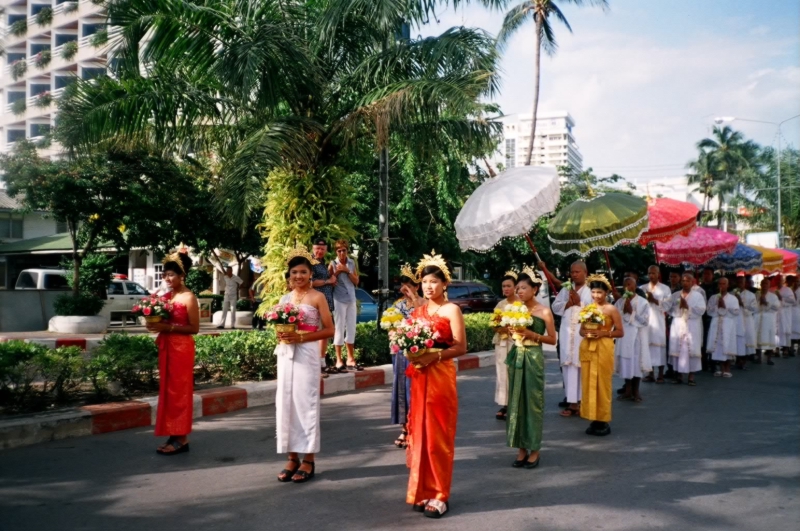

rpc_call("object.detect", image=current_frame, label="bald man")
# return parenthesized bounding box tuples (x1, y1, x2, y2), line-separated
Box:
(640, 265, 671, 383)
(666, 273, 706, 385)
(552, 261, 592, 417)
(707, 277, 740, 377)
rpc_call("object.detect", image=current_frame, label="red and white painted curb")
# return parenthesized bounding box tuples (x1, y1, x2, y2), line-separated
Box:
(0, 351, 495, 450)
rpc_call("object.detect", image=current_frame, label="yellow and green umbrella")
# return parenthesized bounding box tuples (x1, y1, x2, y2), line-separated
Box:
(547, 192, 649, 256)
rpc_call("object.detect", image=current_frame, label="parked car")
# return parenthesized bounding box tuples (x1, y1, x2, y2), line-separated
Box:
(446, 281, 501, 313)
(356, 287, 379, 323)
(14, 269, 70, 290)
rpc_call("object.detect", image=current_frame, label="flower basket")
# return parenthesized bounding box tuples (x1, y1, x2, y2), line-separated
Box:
(144, 316, 162, 324)
(62, 41, 78, 60)
(275, 323, 297, 343)
(36, 7, 53, 27)
(35, 91, 52, 107)
(34, 50, 51, 69)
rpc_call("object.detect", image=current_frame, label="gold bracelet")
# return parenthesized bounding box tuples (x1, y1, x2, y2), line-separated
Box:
(170, 325, 175, 333)
(438, 351, 442, 363)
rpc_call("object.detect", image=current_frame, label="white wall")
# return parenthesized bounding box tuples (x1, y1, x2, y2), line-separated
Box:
(23, 212, 59, 239)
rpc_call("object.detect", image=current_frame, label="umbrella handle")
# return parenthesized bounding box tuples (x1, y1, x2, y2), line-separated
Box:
(603, 250, 621, 299)
(523, 234, 559, 293)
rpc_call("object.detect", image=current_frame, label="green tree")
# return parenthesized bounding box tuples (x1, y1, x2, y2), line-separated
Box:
(685, 150, 716, 220)
(497, 0, 608, 165)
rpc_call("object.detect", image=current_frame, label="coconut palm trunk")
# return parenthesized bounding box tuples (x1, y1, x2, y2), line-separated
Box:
(524, 17, 543, 166)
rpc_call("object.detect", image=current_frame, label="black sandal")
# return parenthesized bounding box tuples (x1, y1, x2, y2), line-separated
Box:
(156, 439, 189, 455)
(346, 363, 364, 372)
(394, 429, 408, 449)
(512, 453, 529, 468)
(277, 458, 300, 482)
(424, 500, 449, 519)
(334, 364, 348, 373)
(495, 407, 507, 420)
(292, 460, 315, 483)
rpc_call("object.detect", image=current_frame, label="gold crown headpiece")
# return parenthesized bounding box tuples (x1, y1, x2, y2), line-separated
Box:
(285, 244, 319, 266)
(416, 250, 451, 282)
(503, 268, 519, 280)
(399, 263, 419, 283)
(162, 251, 187, 274)
(520, 265, 543, 284)
(586, 273, 612, 291)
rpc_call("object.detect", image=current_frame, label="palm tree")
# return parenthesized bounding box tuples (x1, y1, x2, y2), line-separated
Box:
(497, 0, 608, 166)
(696, 125, 750, 229)
(686, 150, 717, 224)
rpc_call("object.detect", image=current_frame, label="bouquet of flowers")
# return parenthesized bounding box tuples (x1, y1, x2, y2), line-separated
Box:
(380, 307, 404, 330)
(500, 301, 534, 346)
(132, 296, 173, 323)
(560, 280, 573, 292)
(622, 290, 635, 299)
(265, 303, 304, 343)
(389, 318, 437, 360)
(579, 303, 605, 336)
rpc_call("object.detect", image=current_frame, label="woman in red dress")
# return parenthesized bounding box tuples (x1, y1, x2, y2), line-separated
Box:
(405, 251, 466, 519)
(146, 252, 200, 455)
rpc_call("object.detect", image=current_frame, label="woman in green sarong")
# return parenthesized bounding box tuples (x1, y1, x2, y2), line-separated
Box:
(506, 268, 557, 469)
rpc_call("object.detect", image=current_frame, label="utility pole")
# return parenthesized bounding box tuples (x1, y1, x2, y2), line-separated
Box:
(377, 146, 390, 326)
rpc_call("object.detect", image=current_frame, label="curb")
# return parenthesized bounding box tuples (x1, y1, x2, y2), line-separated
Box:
(0, 351, 496, 450)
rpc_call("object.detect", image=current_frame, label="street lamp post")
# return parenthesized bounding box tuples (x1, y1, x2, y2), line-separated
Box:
(713, 114, 800, 247)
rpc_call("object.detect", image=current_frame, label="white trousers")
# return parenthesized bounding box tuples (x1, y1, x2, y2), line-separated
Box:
(220, 296, 236, 327)
(494, 340, 510, 406)
(333, 300, 357, 346)
(562, 365, 582, 404)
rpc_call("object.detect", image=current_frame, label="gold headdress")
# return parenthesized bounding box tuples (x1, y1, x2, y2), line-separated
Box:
(399, 263, 419, 283)
(285, 244, 319, 266)
(503, 269, 519, 281)
(416, 250, 451, 282)
(520, 265, 543, 284)
(162, 251, 187, 274)
(586, 273, 612, 291)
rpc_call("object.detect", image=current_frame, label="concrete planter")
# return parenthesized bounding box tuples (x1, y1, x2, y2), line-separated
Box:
(48, 315, 109, 334)
(212, 310, 253, 329)
(197, 297, 213, 323)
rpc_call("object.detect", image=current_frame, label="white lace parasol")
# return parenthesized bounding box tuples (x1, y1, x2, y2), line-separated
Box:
(455, 166, 560, 252)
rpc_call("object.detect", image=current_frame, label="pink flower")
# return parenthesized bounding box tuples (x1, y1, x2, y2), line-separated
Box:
(425, 339, 434, 348)
(406, 332, 415, 339)
(391, 344, 401, 353)
(410, 345, 419, 353)
(143, 307, 152, 316)
(288, 316, 297, 323)
(268, 312, 279, 320)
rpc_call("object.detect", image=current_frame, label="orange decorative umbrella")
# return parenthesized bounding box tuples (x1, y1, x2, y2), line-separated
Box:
(749, 246, 785, 273)
(639, 197, 699, 245)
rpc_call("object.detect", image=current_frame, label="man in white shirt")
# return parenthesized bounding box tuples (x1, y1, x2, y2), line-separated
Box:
(551, 261, 592, 417)
(218, 266, 243, 329)
(707, 277, 740, 378)
(641, 265, 671, 384)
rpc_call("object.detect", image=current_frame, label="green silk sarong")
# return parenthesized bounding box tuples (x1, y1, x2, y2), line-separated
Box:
(505, 316, 546, 451)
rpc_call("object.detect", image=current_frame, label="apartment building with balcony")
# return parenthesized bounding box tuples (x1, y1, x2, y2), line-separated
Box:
(490, 111, 583, 174)
(0, 0, 108, 156)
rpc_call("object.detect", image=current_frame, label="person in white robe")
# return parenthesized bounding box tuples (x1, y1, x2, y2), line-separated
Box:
(706, 277, 740, 378)
(777, 276, 797, 357)
(755, 278, 781, 365)
(640, 266, 671, 383)
(734, 276, 758, 369)
(792, 275, 800, 353)
(615, 277, 651, 401)
(729, 277, 748, 367)
(551, 261, 592, 417)
(666, 273, 706, 385)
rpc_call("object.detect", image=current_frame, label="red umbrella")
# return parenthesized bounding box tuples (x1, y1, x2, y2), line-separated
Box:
(654, 227, 738, 265)
(639, 197, 699, 245)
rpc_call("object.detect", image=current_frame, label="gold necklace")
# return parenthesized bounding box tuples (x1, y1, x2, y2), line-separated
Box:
(293, 288, 311, 305)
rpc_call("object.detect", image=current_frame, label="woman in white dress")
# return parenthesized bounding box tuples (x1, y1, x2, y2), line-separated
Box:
(493, 270, 519, 421)
(755, 278, 781, 366)
(614, 277, 651, 402)
(275, 247, 334, 484)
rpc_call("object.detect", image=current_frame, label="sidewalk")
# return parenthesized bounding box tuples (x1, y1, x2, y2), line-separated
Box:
(0, 350, 497, 450)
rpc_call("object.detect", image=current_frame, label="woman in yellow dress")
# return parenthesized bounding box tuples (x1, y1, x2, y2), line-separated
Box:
(579, 274, 624, 437)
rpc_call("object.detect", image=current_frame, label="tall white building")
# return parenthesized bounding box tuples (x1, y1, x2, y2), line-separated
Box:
(0, 0, 108, 156)
(491, 111, 583, 174)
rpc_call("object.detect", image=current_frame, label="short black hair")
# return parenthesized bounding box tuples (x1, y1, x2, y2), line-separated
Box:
(589, 280, 610, 292)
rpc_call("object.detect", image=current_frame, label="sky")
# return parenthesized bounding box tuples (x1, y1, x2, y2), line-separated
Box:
(419, 0, 800, 185)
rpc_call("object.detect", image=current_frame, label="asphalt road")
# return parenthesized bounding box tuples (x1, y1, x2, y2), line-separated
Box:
(1, 350, 798, 531)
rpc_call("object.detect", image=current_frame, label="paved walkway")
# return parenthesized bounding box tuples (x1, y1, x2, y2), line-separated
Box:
(0, 351, 797, 531)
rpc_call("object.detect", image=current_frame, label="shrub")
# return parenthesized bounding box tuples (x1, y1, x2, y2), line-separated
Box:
(11, 60, 27, 81)
(90, 29, 108, 47)
(236, 298, 255, 311)
(62, 40, 78, 60)
(36, 6, 53, 26)
(86, 333, 159, 396)
(37, 346, 84, 402)
(10, 19, 27, 37)
(11, 98, 26, 115)
(64, 2, 79, 14)
(0, 341, 49, 411)
(195, 330, 277, 384)
(54, 293, 105, 316)
(35, 91, 52, 107)
(463, 313, 495, 353)
(185, 268, 212, 296)
(34, 50, 51, 69)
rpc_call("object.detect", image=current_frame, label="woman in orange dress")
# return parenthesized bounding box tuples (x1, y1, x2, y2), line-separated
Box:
(145, 252, 200, 455)
(579, 274, 623, 437)
(405, 251, 466, 519)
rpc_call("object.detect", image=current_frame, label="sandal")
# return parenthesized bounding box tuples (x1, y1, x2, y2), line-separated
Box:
(394, 429, 408, 449)
(559, 408, 580, 417)
(346, 363, 364, 372)
(655, 378, 665, 384)
(687, 380, 697, 386)
(412, 500, 429, 513)
(496, 407, 507, 421)
(157, 436, 176, 452)
(643, 375, 656, 383)
(334, 364, 348, 373)
(512, 452, 529, 468)
(277, 458, 301, 482)
(292, 460, 315, 483)
(424, 500, 449, 519)
(633, 396, 643, 402)
(156, 439, 189, 456)
(617, 394, 634, 401)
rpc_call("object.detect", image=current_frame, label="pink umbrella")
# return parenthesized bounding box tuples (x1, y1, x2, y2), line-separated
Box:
(776, 248, 798, 274)
(654, 227, 738, 265)
(639, 197, 699, 245)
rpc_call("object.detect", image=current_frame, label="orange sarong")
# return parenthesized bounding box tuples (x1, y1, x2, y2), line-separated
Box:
(154, 332, 195, 436)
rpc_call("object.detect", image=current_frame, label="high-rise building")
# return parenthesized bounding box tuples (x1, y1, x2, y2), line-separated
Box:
(0, 0, 107, 157)
(490, 111, 583, 174)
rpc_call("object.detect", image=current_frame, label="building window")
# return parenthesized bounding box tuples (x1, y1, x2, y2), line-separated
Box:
(30, 124, 51, 137)
(0, 214, 24, 240)
(82, 68, 107, 80)
(154, 264, 163, 284)
(7, 130, 26, 143)
(6, 53, 26, 63)
(82, 24, 102, 37)
(8, 92, 26, 104)
(31, 4, 51, 15)
(7, 14, 26, 25)
(55, 76, 76, 90)
(56, 35, 78, 47)
(30, 44, 51, 55)
(505, 138, 516, 169)
(30, 84, 51, 97)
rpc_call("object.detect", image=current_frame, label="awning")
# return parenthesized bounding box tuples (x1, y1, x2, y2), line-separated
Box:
(0, 234, 116, 255)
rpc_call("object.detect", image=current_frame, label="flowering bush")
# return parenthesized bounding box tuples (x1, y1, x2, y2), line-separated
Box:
(264, 302, 302, 325)
(388, 318, 437, 358)
(131, 296, 173, 321)
(579, 303, 605, 324)
(379, 307, 403, 330)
